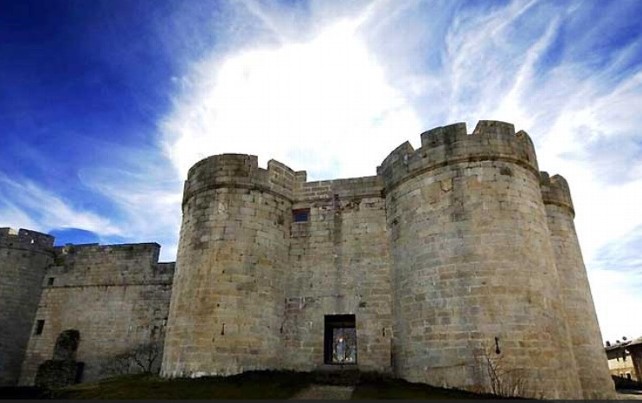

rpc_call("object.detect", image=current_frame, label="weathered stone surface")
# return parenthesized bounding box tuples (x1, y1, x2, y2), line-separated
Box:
(380, 122, 581, 398)
(0, 228, 53, 386)
(18, 243, 173, 385)
(160, 120, 614, 399)
(162, 155, 295, 377)
(0, 120, 615, 399)
(541, 172, 614, 399)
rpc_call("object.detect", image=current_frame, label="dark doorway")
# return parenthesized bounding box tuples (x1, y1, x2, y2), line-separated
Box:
(53, 329, 80, 361)
(324, 314, 356, 364)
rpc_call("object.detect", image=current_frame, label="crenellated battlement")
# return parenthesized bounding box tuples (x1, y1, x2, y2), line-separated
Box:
(182, 154, 306, 207)
(0, 119, 609, 397)
(0, 227, 54, 253)
(47, 242, 173, 287)
(54, 241, 161, 257)
(377, 120, 538, 191)
(540, 172, 575, 216)
(294, 175, 383, 205)
(53, 242, 161, 266)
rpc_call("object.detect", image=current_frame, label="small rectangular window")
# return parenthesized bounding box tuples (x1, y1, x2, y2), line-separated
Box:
(293, 208, 310, 222)
(47, 277, 55, 286)
(35, 320, 45, 335)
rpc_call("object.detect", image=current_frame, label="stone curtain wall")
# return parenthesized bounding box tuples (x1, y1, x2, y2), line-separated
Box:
(541, 173, 615, 399)
(19, 243, 173, 384)
(284, 176, 393, 372)
(162, 155, 394, 378)
(0, 229, 53, 386)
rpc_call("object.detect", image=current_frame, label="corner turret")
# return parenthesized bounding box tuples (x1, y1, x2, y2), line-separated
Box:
(540, 173, 614, 398)
(163, 154, 296, 378)
(540, 172, 574, 217)
(380, 120, 582, 398)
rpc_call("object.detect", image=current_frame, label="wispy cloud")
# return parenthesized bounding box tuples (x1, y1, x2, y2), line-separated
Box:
(157, 0, 642, 340)
(590, 226, 642, 341)
(0, 173, 121, 236)
(2, 0, 640, 340)
(161, 1, 423, 180)
(77, 145, 183, 261)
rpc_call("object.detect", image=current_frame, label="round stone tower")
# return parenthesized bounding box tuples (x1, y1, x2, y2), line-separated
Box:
(0, 228, 54, 386)
(540, 173, 615, 399)
(161, 154, 295, 377)
(378, 121, 582, 399)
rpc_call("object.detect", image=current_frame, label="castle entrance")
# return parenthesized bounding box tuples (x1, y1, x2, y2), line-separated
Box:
(324, 314, 356, 364)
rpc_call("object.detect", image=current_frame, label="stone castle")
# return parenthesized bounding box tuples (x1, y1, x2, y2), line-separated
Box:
(0, 120, 614, 398)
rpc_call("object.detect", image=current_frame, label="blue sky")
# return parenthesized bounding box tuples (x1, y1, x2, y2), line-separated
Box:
(1, 0, 641, 342)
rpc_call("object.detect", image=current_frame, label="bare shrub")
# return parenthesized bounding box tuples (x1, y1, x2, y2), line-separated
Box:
(101, 341, 162, 376)
(473, 343, 535, 398)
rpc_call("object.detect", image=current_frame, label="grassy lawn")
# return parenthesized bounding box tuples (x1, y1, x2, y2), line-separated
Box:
(1, 370, 507, 399)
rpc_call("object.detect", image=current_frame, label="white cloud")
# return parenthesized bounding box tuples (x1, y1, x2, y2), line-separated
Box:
(77, 148, 183, 262)
(398, 0, 642, 341)
(161, 9, 423, 181)
(0, 0, 628, 339)
(154, 0, 642, 340)
(590, 266, 642, 343)
(0, 202, 39, 233)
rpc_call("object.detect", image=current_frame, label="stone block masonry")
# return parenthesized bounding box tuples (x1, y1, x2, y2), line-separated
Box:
(540, 172, 614, 398)
(0, 119, 615, 399)
(18, 242, 174, 385)
(161, 120, 615, 399)
(0, 228, 54, 386)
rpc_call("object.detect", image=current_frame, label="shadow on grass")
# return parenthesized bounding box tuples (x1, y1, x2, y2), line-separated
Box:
(352, 372, 512, 400)
(50, 371, 312, 400)
(7, 370, 515, 400)
(0, 386, 52, 399)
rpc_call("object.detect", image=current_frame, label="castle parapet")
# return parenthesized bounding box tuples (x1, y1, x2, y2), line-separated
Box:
(0, 228, 54, 253)
(183, 154, 303, 207)
(294, 176, 383, 205)
(540, 172, 575, 217)
(378, 120, 538, 191)
(48, 242, 171, 287)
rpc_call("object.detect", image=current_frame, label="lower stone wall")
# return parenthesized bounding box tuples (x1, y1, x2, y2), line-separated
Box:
(19, 244, 174, 385)
(19, 282, 172, 384)
(0, 241, 52, 386)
